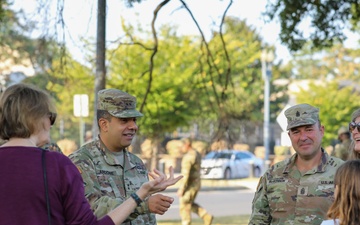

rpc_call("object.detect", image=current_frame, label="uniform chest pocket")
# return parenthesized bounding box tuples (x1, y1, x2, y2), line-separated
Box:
(97, 173, 126, 198)
(267, 179, 290, 213)
(297, 183, 334, 215)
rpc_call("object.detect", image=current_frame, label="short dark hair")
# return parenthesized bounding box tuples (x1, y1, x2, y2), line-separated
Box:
(96, 109, 112, 129)
(0, 83, 56, 139)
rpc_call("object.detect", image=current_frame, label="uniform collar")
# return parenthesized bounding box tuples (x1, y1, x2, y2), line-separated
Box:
(95, 136, 136, 170)
(283, 148, 329, 174)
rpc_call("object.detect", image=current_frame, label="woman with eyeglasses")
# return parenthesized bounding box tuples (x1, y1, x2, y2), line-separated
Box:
(348, 109, 360, 160)
(0, 83, 182, 225)
(321, 160, 360, 225)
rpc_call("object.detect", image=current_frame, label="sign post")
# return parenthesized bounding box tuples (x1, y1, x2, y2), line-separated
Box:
(73, 94, 89, 146)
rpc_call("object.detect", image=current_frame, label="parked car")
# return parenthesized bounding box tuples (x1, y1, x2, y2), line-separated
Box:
(200, 150, 264, 179)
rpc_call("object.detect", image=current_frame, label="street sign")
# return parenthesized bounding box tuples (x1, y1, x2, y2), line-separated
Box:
(280, 131, 292, 147)
(276, 104, 291, 132)
(276, 104, 292, 147)
(73, 94, 89, 117)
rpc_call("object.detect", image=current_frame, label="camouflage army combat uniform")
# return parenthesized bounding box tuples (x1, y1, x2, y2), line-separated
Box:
(179, 148, 210, 225)
(42, 142, 63, 154)
(69, 137, 155, 225)
(333, 138, 351, 160)
(249, 150, 343, 225)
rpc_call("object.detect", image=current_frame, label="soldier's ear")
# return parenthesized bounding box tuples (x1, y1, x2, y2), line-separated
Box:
(98, 118, 109, 132)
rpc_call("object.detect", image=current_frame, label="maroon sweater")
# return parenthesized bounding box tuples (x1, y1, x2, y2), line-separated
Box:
(0, 146, 114, 225)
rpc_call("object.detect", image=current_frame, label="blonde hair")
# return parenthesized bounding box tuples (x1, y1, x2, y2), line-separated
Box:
(0, 83, 56, 139)
(349, 140, 360, 160)
(326, 160, 360, 225)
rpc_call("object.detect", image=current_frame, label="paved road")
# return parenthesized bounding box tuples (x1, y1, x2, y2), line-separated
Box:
(156, 188, 255, 221)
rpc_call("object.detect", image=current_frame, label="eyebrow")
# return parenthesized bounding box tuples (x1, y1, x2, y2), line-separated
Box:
(290, 124, 314, 131)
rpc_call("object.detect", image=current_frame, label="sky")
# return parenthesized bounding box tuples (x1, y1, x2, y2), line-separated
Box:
(13, 0, 292, 65)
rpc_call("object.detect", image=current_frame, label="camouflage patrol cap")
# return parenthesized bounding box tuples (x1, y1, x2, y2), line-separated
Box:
(284, 103, 319, 130)
(97, 89, 143, 118)
(181, 137, 192, 145)
(338, 126, 348, 135)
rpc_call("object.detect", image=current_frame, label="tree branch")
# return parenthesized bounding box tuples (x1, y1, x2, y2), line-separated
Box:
(139, 0, 171, 112)
(219, 0, 232, 100)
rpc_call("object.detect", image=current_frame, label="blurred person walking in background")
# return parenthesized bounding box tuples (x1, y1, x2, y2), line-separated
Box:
(177, 138, 213, 225)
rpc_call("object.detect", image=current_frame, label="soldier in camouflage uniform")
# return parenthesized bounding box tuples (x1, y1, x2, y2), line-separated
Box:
(42, 142, 63, 154)
(331, 126, 351, 160)
(69, 89, 174, 225)
(177, 138, 213, 225)
(249, 103, 344, 225)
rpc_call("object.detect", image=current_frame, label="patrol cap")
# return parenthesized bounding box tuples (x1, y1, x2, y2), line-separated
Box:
(181, 137, 192, 145)
(351, 108, 360, 122)
(284, 103, 319, 130)
(337, 126, 348, 136)
(97, 89, 143, 118)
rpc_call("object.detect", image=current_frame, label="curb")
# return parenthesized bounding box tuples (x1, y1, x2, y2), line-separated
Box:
(164, 178, 260, 193)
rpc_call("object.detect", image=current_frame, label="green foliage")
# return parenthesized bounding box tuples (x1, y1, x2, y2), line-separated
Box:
(202, 17, 289, 139)
(107, 27, 200, 138)
(0, 1, 84, 143)
(1, 2, 292, 148)
(294, 81, 360, 146)
(265, 0, 360, 51)
(0, 0, 35, 69)
(106, 17, 289, 145)
(209, 17, 264, 121)
(48, 56, 94, 143)
(288, 42, 360, 80)
(23, 49, 94, 144)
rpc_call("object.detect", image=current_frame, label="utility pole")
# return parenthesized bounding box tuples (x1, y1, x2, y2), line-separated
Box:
(261, 49, 274, 170)
(92, 0, 106, 137)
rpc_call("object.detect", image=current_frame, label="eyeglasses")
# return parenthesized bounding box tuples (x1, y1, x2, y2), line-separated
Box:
(349, 122, 360, 132)
(48, 112, 57, 126)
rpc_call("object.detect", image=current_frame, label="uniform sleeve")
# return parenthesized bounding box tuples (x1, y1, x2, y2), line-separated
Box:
(332, 144, 340, 157)
(69, 154, 118, 217)
(59, 157, 115, 225)
(120, 159, 155, 224)
(127, 165, 153, 221)
(248, 175, 272, 225)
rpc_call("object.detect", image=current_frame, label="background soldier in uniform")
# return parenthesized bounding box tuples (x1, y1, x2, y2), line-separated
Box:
(331, 126, 351, 160)
(70, 89, 174, 225)
(249, 103, 344, 225)
(177, 138, 213, 225)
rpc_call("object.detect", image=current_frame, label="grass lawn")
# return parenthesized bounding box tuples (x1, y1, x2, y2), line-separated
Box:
(158, 214, 250, 225)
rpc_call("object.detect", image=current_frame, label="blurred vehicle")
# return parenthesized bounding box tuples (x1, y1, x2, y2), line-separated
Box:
(200, 150, 264, 179)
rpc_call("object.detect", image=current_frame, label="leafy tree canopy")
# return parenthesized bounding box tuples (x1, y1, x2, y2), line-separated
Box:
(106, 17, 289, 146)
(264, 0, 360, 51)
(287, 42, 360, 80)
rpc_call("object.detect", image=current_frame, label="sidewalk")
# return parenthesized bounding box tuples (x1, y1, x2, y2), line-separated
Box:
(165, 177, 260, 192)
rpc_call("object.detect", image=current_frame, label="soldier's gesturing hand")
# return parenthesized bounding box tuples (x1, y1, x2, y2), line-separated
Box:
(147, 194, 174, 215)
